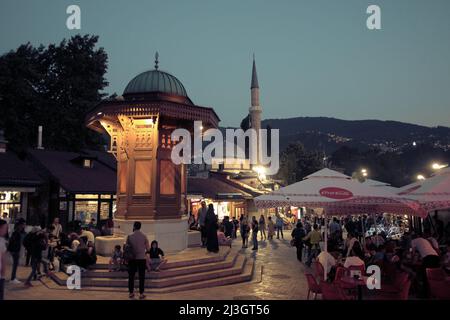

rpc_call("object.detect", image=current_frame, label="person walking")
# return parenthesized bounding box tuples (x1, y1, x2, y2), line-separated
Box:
(24, 231, 49, 287)
(267, 216, 275, 240)
(304, 224, 322, 267)
(8, 219, 26, 284)
(51, 217, 62, 240)
(126, 221, 150, 299)
(0, 219, 8, 300)
(276, 215, 284, 239)
(205, 204, 219, 253)
(232, 217, 239, 239)
(240, 217, 250, 248)
(258, 215, 266, 241)
(251, 216, 259, 251)
(223, 216, 234, 239)
(198, 201, 208, 247)
(291, 222, 306, 262)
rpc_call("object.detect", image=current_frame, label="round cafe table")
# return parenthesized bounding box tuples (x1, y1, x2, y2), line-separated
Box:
(340, 276, 369, 300)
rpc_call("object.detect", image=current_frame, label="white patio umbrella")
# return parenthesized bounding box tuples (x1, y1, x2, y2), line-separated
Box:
(255, 168, 424, 217)
(254, 168, 425, 280)
(398, 167, 450, 212)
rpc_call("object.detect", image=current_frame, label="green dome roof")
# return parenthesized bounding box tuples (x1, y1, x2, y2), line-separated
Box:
(123, 69, 188, 97)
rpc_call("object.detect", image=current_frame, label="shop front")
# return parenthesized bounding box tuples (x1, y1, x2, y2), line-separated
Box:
(0, 189, 35, 221)
(187, 176, 253, 222)
(0, 142, 42, 223)
(27, 149, 117, 230)
(58, 189, 116, 227)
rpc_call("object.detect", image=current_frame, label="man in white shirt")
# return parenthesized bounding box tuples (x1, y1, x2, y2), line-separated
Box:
(51, 217, 62, 239)
(317, 251, 337, 276)
(343, 255, 365, 269)
(411, 235, 440, 268)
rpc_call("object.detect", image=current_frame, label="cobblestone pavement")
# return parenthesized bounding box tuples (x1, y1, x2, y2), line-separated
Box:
(4, 233, 312, 300)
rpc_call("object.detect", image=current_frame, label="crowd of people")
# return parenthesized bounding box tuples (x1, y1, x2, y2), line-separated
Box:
(188, 201, 293, 252)
(293, 214, 450, 299)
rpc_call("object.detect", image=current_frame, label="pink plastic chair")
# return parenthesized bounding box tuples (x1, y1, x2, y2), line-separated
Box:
(334, 266, 356, 290)
(305, 273, 321, 300)
(380, 272, 409, 293)
(376, 279, 411, 300)
(313, 261, 325, 281)
(320, 281, 353, 300)
(426, 268, 450, 299)
(426, 268, 446, 281)
(348, 264, 365, 277)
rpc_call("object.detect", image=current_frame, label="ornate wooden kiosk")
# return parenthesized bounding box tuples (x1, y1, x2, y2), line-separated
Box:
(86, 56, 219, 251)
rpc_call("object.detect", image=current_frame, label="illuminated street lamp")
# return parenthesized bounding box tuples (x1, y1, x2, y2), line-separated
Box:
(417, 174, 426, 181)
(431, 163, 448, 170)
(253, 166, 267, 181)
(361, 168, 368, 177)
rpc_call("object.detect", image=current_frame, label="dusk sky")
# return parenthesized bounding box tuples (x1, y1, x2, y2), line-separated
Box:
(1, 0, 450, 128)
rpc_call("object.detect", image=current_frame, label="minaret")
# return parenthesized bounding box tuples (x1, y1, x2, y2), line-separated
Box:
(250, 54, 262, 164)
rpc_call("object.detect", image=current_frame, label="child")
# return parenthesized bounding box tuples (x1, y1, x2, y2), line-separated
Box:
(147, 240, 167, 272)
(217, 226, 232, 247)
(109, 245, 123, 272)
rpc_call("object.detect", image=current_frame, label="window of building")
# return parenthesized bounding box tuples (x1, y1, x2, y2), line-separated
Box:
(134, 160, 151, 194)
(83, 159, 93, 168)
(160, 160, 175, 195)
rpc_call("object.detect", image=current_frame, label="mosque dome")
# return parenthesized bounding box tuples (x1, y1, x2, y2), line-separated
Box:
(123, 52, 191, 104)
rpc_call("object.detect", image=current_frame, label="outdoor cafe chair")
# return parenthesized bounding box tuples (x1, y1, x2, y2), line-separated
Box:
(426, 268, 450, 299)
(305, 273, 321, 300)
(375, 279, 411, 300)
(313, 261, 325, 281)
(320, 281, 354, 300)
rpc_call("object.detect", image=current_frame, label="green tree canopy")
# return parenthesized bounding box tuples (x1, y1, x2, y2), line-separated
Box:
(277, 142, 324, 185)
(0, 34, 108, 153)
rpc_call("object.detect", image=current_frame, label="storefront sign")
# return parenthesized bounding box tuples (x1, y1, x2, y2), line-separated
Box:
(0, 191, 21, 203)
(319, 187, 353, 200)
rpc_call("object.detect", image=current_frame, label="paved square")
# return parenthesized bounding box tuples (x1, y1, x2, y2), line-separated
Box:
(3, 234, 311, 300)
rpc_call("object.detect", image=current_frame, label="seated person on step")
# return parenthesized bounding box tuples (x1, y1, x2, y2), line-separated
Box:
(146, 240, 167, 272)
(109, 245, 123, 272)
(217, 226, 232, 247)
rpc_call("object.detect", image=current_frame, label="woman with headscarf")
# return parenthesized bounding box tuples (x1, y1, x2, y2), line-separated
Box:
(205, 204, 219, 253)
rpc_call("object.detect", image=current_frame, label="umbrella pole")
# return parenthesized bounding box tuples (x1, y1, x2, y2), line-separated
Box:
(361, 215, 365, 247)
(324, 212, 328, 281)
(373, 212, 379, 247)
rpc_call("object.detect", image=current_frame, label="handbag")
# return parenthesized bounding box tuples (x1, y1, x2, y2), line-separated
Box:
(123, 236, 135, 262)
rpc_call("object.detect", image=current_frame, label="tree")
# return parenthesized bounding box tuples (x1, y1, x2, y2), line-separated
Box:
(277, 142, 324, 185)
(0, 35, 108, 152)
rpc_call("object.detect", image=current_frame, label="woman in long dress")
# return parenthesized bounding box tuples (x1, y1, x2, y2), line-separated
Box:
(267, 216, 275, 240)
(205, 204, 219, 253)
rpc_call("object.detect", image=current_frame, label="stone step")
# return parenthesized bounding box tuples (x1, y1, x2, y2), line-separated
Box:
(52, 256, 255, 294)
(82, 251, 238, 279)
(51, 253, 249, 290)
(90, 247, 231, 270)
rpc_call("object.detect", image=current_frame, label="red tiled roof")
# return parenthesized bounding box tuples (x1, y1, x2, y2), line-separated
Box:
(28, 149, 116, 194)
